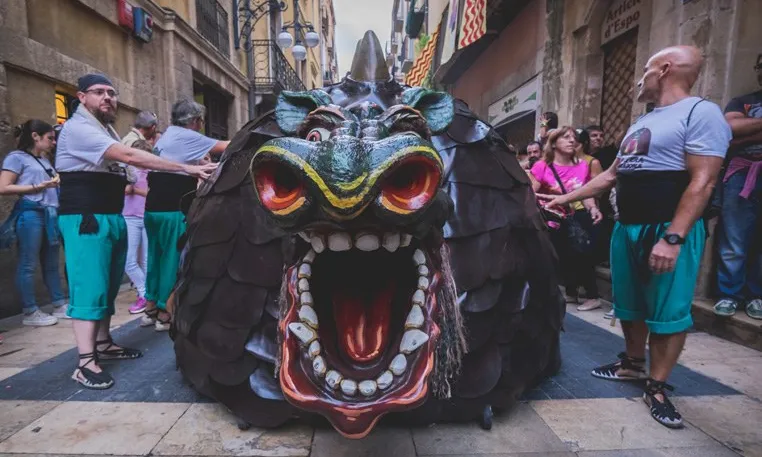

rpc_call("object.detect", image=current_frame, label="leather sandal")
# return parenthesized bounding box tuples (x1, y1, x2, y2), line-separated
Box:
(643, 378, 683, 429)
(591, 352, 647, 381)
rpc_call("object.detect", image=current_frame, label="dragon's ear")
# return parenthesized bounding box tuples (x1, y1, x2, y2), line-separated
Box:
(275, 90, 333, 135)
(401, 88, 454, 134)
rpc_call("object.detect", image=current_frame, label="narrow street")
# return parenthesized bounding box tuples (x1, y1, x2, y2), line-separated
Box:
(0, 288, 759, 457)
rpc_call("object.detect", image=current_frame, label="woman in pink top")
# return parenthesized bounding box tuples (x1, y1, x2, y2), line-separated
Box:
(530, 127, 603, 311)
(123, 140, 151, 314)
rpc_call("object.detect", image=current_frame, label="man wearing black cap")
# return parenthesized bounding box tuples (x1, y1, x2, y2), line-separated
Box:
(55, 73, 217, 390)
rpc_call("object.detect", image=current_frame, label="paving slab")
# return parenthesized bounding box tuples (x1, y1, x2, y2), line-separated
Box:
(673, 395, 762, 456)
(412, 403, 569, 455)
(531, 398, 717, 452)
(681, 356, 762, 401)
(152, 403, 312, 456)
(0, 368, 23, 382)
(576, 447, 740, 456)
(311, 426, 416, 457)
(0, 401, 189, 455)
(0, 400, 60, 442)
(417, 454, 576, 457)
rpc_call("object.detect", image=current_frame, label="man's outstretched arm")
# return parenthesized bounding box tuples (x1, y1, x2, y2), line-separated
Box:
(539, 159, 619, 208)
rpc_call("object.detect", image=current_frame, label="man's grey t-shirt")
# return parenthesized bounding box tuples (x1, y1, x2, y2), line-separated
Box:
(616, 96, 732, 174)
(55, 105, 122, 174)
(152, 126, 217, 173)
(1, 150, 58, 207)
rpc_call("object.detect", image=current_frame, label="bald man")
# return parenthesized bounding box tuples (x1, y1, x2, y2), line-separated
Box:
(541, 46, 731, 428)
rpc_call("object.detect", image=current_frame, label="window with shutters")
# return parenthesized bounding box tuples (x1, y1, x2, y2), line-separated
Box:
(600, 28, 638, 146)
(195, 0, 230, 58)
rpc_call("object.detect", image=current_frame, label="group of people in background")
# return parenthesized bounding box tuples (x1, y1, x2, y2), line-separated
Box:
(0, 72, 227, 388)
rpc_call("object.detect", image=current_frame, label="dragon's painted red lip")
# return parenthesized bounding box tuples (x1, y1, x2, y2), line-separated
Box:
(278, 241, 441, 438)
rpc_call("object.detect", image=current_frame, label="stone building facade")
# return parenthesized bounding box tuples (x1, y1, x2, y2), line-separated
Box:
(0, 0, 336, 317)
(403, 0, 761, 300)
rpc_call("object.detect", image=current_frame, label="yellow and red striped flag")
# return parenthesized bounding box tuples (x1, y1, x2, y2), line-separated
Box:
(458, 0, 486, 49)
(405, 25, 440, 87)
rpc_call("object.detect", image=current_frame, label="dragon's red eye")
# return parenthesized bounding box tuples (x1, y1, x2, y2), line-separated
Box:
(254, 162, 306, 215)
(380, 157, 440, 214)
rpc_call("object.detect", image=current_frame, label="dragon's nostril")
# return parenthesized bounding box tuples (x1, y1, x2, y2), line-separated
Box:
(380, 157, 440, 214)
(254, 162, 306, 213)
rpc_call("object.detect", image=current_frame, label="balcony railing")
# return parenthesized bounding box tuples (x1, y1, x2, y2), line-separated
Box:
(250, 40, 306, 94)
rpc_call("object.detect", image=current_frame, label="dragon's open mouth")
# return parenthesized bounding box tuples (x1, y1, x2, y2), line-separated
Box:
(279, 231, 441, 438)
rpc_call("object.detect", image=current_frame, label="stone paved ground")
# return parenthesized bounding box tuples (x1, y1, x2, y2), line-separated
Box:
(0, 288, 760, 457)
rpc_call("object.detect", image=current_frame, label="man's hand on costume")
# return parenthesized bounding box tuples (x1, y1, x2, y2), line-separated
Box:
(589, 207, 603, 225)
(184, 162, 218, 181)
(649, 239, 680, 274)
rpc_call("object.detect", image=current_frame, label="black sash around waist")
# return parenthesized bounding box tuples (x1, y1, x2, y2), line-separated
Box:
(58, 171, 126, 215)
(145, 172, 197, 212)
(616, 171, 690, 224)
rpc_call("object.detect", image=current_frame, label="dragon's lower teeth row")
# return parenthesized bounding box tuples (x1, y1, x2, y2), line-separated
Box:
(287, 247, 431, 396)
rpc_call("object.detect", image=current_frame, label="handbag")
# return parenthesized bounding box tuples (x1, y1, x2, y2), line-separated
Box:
(548, 163, 593, 254)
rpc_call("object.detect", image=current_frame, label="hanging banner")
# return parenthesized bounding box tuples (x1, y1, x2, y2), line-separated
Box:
(440, 0, 460, 65)
(405, 25, 441, 87)
(601, 0, 641, 45)
(488, 75, 540, 127)
(458, 0, 486, 49)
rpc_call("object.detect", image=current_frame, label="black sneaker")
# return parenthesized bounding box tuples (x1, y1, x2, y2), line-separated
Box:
(643, 379, 683, 429)
(591, 352, 648, 381)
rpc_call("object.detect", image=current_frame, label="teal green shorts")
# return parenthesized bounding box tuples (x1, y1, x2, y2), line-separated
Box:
(610, 221, 705, 334)
(144, 211, 186, 310)
(59, 214, 127, 321)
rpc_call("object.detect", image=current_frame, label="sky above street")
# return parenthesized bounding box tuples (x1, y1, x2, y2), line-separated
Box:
(334, 0, 393, 77)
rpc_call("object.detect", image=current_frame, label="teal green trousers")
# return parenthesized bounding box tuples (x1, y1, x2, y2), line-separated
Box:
(144, 211, 186, 310)
(59, 214, 127, 321)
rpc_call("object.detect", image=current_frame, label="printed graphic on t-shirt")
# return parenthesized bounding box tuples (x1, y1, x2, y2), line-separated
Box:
(746, 103, 762, 118)
(617, 128, 651, 171)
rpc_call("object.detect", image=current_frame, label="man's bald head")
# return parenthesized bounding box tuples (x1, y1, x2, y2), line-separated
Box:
(637, 45, 704, 103)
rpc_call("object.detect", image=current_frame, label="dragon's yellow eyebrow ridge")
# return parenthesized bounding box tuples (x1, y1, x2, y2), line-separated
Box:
(253, 144, 442, 210)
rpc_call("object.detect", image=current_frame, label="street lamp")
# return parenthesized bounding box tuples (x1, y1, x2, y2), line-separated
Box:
(275, 0, 321, 62)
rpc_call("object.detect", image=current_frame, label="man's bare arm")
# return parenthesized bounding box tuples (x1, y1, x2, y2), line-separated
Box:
(666, 154, 724, 237)
(730, 129, 762, 149)
(725, 112, 762, 138)
(104, 143, 186, 173)
(543, 159, 619, 206)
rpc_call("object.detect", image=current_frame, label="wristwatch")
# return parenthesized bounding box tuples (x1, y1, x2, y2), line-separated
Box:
(663, 233, 686, 245)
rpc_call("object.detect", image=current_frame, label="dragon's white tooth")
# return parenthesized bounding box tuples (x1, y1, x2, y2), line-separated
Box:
(298, 263, 311, 279)
(400, 234, 413, 247)
(377, 370, 394, 390)
(355, 233, 380, 251)
(303, 249, 317, 263)
(389, 354, 407, 376)
(359, 380, 378, 396)
(299, 231, 311, 242)
(298, 278, 310, 292)
(417, 276, 430, 290)
(325, 370, 342, 389)
(405, 305, 425, 329)
(413, 249, 426, 266)
(288, 322, 317, 344)
(300, 292, 313, 306)
(418, 265, 429, 276)
(382, 232, 400, 252)
(312, 355, 326, 377)
(328, 232, 352, 251)
(340, 378, 358, 396)
(412, 289, 425, 305)
(308, 340, 321, 358)
(298, 305, 319, 329)
(400, 329, 429, 354)
(311, 234, 326, 253)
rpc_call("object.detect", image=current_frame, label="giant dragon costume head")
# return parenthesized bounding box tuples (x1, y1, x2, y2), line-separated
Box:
(173, 31, 564, 439)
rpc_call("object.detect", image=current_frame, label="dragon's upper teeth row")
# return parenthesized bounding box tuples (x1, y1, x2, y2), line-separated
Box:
(288, 247, 430, 397)
(299, 231, 413, 253)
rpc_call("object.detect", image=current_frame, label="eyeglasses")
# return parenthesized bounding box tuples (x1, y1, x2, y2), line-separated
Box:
(84, 88, 119, 97)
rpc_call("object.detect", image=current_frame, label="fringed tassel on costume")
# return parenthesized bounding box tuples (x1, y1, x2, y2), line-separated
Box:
(79, 213, 99, 234)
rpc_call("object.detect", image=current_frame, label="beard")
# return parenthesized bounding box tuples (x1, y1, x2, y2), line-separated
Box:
(94, 108, 117, 125)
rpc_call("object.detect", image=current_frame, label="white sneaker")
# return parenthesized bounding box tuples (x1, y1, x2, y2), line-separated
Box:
(22, 310, 58, 327)
(52, 304, 71, 319)
(155, 320, 170, 332)
(603, 309, 615, 320)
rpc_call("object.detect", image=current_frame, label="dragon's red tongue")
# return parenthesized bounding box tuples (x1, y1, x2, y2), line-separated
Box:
(333, 280, 395, 363)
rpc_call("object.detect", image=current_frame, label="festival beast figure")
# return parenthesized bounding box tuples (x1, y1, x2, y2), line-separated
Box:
(170, 31, 564, 438)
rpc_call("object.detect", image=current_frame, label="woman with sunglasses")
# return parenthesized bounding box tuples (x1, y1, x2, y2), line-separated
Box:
(0, 119, 67, 326)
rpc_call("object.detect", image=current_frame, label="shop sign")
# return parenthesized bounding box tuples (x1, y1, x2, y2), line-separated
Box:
(488, 75, 540, 127)
(601, 0, 641, 45)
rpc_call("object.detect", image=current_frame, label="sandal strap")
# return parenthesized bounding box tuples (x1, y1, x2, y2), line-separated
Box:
(646, 378, 675, 395)
(78, 351, 98, 369)
(144, 307, 159, 319)
(617, 352, 646, 370)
